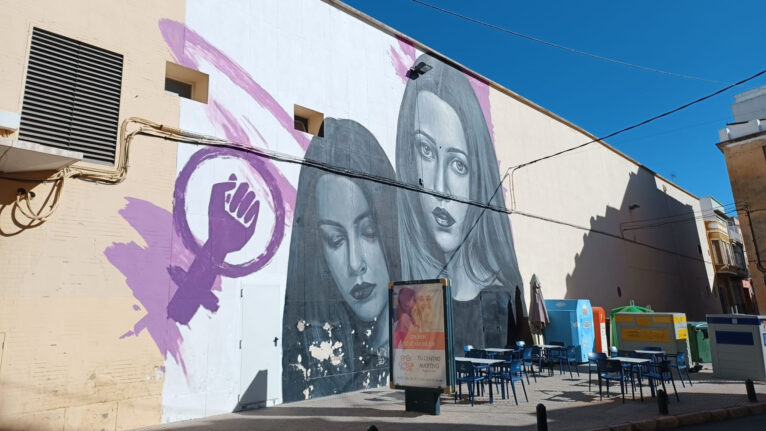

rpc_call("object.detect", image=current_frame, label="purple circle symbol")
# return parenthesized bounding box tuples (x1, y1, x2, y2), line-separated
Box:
(173, 146, 286, 278)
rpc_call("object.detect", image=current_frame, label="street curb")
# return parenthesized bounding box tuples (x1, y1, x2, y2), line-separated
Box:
(585, 400, 766, 431)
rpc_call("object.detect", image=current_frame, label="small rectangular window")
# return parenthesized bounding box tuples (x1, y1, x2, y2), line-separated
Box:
(165, 78, 192, 99)
(294, 115, 309, 133)
(165, 62, 208, 103)
(294, 104, 324, 137)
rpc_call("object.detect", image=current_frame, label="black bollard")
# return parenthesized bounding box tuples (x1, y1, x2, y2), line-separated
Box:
(367, 426, 378, 431)
(657, 389, 669, 415)
(536, 403, 548, 431)
(746, 379, 757, 402)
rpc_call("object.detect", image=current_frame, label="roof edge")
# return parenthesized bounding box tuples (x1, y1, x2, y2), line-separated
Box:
(322, 0, 700, 201)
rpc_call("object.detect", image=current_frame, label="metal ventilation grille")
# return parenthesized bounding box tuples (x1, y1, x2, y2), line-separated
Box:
(19, 28, 123, 164)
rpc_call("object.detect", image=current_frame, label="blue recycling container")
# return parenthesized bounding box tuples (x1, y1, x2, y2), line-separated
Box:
(543, 299, 595, 362)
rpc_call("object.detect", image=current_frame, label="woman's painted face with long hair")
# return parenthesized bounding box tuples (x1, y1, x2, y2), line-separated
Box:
(414, 91, 470, 256)
(316, 174, 389, 322)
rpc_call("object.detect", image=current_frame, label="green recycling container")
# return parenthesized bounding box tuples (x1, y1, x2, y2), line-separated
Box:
(687, 322, 711, 363)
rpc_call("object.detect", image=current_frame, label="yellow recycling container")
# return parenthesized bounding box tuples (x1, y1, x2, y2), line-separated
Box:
(614, 312, 688, 354)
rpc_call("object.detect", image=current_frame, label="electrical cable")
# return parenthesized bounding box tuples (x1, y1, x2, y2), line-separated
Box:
(4, 66, 763, 248)
(0, 117, 734, 268)
(620, 202, 742, 229)
(621, 206, 750, 233)
(509, 67, 766, 210)
(410, 0, 736, 86)
(512, 209, 715, 265)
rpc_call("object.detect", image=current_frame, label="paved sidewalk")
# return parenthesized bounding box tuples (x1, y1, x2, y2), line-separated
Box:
(140, 366, 766, 430)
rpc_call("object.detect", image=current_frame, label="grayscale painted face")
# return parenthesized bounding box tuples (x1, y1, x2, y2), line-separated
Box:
(414, 91, 470, 256)
(316, 175, 389, 322)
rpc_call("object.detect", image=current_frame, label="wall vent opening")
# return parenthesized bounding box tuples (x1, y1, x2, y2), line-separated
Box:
(19, 27, 124, 164)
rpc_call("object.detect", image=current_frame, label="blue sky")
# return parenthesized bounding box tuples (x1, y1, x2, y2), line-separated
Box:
(343, 0, 766, 209)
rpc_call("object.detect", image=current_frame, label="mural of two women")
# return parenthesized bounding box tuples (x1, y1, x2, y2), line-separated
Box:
(281, 54, 529, 402)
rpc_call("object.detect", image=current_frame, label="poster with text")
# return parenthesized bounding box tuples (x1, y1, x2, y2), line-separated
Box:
(390, 281, 448, 388)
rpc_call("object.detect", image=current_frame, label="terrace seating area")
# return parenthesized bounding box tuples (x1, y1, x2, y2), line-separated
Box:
(455, 343, 694, 406)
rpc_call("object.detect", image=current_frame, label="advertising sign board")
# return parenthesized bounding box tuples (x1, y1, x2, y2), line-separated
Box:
(389, 279, 454, 414)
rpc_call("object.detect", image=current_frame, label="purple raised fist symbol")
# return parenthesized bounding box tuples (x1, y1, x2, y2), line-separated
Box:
(208, 174, 260, 262)
(167, 173, 261, 325)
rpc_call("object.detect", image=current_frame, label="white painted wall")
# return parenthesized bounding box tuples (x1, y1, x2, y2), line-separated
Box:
(160, 0, 718, 422)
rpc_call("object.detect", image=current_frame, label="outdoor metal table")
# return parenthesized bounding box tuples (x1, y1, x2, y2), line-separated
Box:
(607, 357, 650, 401)
(534, 345, 565, 375)
(484, 348, 514, 353)
(634, 350, 665, 356)
(455, 357, 505, 403)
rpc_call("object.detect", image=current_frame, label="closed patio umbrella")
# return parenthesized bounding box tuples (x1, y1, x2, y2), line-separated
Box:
(528, 274, 550, 343)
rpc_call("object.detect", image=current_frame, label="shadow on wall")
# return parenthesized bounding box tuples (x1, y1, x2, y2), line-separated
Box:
(0, 177, 58, 237)
(564, 168, 719, 320)
(235, 370, 268, 412)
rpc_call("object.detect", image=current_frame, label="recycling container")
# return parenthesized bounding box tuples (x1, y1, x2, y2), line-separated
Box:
(543, 299, 594, 362)
(708, 314, 766, 380)
(614, 312, 688, 354)
(593, 307, 608, 354)
(687, 322, 711, 363)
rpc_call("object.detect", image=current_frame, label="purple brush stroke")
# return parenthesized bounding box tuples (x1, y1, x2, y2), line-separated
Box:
(158, 19, 310, 152)
(207, 100, 296, 220)
(389, 36, 416, 84)
(104, 198, 188, 374)
(467, 74, 495, 144)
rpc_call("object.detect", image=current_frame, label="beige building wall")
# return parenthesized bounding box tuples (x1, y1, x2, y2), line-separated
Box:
(490, 88, 718, 317)
(0, 0, 185, 429)
(719, 135, 766, 311)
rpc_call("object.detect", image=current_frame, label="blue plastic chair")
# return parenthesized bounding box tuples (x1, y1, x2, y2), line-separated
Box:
(565, 345, 580, 378)
(499, 359, 528, 405)
(455, 361, 486, 406)
(669, 352, 692, 387)
(587, 352, 606, 391)
(464, 345, 474, 353)
(522, 347, 538, 383)
(609, 346, 619, 357)
(545, 347, 566, 376)
(597, 357, 627, 403)
(643, 359, 679, 402)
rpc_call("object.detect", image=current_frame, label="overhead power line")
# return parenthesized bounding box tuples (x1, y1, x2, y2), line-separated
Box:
(621, 203, 741, 229)
(510, 68, 766, 174)
(411, 0, 735, 85)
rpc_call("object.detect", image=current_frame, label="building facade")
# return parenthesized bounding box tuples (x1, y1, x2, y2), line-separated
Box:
(1, 0, 720, 429)
(699, 197, 755, 313)
(718, 86, 766, 312)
